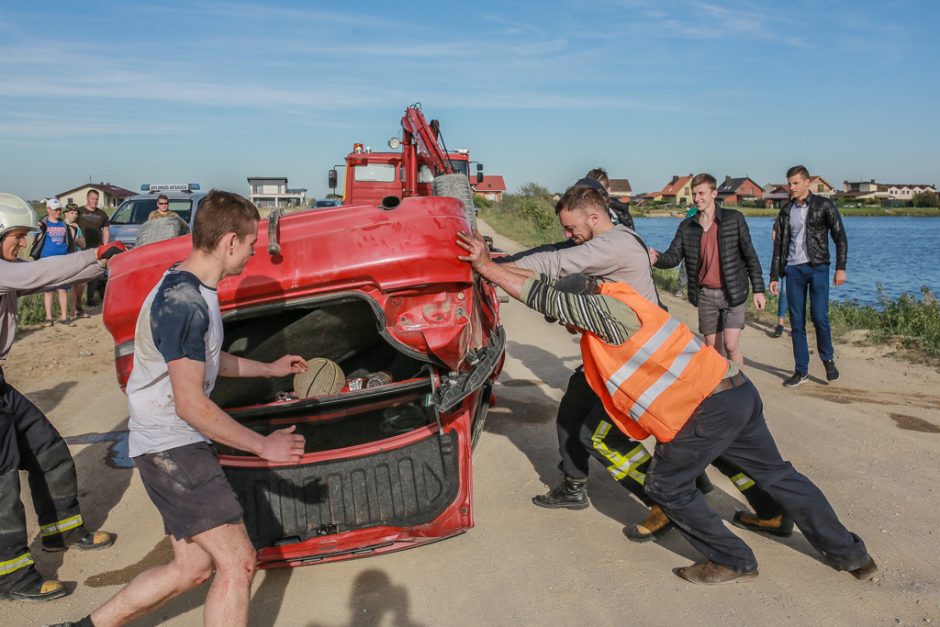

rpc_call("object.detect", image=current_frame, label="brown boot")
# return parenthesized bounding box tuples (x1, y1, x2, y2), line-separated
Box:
(673, 561, 759, 585)
(732, 510, 794, 537)
(849, 557, 879, 582)
(623, 504, 674, 543)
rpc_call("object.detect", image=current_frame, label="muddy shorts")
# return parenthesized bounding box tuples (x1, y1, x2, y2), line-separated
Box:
(133, 441, 243, 540)
(697, 287, 746, 335)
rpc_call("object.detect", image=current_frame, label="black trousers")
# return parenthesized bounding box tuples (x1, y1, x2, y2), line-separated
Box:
(0, 368, 86, 592)
(560, 368, 784, 519)
(645, 377, 871, 572)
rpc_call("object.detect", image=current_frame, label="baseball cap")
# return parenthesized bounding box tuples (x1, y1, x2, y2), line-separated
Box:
(46, 198, 62, 210)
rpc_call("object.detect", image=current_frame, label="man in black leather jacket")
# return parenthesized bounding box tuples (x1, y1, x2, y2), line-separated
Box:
(768, 165, 847, 387)
(650, 174, 766, 365)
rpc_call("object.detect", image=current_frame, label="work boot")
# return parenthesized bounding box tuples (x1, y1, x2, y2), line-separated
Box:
(732, 510, 794, 537)
(849, 557, 879, 582)
(2, 578, 68, 601)
(623, 504, 674, 543)
(44, 530, 116, 553)
(532, 475, 589, 510)
(673, 561, 758, 585)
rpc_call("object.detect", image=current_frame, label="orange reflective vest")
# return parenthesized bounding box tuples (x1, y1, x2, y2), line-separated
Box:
(581, 282, 728, 443)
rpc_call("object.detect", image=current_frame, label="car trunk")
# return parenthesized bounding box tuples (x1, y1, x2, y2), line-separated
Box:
(213, 295, 466, 554)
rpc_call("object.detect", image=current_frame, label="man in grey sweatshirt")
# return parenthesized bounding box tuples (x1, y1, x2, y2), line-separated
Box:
(0, 193, 124, 602)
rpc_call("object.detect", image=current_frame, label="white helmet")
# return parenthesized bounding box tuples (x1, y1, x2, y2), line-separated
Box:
(0, 193, 39, 240)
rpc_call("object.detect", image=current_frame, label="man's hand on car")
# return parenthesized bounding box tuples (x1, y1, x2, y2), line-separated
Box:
(268, 355, 309, 377)
(456, 230, 491, 270)
(260, 425, 306, 463)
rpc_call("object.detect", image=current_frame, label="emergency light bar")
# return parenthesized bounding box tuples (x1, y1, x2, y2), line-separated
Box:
(139, 183, 201, 192)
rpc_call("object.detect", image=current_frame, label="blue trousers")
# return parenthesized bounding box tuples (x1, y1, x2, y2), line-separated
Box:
(785, 263, 834, 373)
(644, 378, 870, 572)
(776, 277, 787, 319)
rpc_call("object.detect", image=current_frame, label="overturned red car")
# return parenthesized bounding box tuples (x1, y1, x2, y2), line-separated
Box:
(103, 195, 503, 568)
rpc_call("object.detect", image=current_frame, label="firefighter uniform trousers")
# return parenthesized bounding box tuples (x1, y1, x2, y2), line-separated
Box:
(567, 368, 784, 518)
(0, 368, 87, 593)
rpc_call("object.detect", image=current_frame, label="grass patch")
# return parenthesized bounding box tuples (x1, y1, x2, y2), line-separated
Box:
(17, 293, 49, 326)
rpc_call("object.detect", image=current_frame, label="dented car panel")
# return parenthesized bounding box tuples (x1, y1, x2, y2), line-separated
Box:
(103, 196, 503, 568)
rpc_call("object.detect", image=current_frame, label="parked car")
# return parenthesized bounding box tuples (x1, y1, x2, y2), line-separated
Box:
(102, 197, 504, 569)
(314, 198, 344, 209)
(108, 184, 206, 247)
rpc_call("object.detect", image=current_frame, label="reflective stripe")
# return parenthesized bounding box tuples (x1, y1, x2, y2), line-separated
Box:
(731, 473, 755, 491)
(590, 421, 650, 484)
(39, 514, 84, 537)
(605, 318, 681, 397)
(626, 335, 700, 422)
(0, 552, 34, 576)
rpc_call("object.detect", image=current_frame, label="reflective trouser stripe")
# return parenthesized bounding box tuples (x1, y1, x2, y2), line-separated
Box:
(39, 514, 83, 537)
(626, 336, 700, 423)
(590, 421, 650, 484)
(0, 553, 34, 576)
(731, 473, 755, 491)
(605, 318, 681, 398)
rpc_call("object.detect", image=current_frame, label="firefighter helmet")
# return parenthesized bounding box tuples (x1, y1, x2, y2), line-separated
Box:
(0, 193, 39, 240)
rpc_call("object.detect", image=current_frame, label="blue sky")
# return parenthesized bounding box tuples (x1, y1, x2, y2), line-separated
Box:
(1, 0, 937, 201)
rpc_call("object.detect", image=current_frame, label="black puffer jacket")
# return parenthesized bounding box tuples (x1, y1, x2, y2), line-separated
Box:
(770, 193, 847, 281)
(654, 206, 764, 307)
(608, 198, 635, 231)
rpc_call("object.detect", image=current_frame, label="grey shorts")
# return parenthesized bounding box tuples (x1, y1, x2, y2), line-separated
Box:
(134, 441, 243, 540)
(697, 287, 746, 335)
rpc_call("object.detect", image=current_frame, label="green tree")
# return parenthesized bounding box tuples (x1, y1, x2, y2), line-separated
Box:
(912, 191, 939, 207)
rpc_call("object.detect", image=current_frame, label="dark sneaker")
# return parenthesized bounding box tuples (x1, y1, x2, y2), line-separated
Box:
(783, 371, 808, 387)
(824, 360, 840, 382)
(849, 557, 879, 581)
(624, 504, 674, 543)
(732, 510, 794, 537)
(532, 475, 589, 510)
(772, 324, 784, 338)
(673, 561, 758, 585)
(2, 578, 68, 601)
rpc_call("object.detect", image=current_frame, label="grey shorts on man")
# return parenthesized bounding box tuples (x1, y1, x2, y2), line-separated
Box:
(697, 287, 745, 335)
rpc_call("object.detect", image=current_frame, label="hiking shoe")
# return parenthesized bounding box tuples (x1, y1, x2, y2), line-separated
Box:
(624, 504, 674, 543)
(3, 578, 68, 601)
(849, 557, 879, 581)
(532, 475, 589, 510)
(673, 561, 758, 585)
(783, 371, 808, 387)
(732, 511, 794, 537)
(772, 324, 784, 338)
(824, 360, 840, 382)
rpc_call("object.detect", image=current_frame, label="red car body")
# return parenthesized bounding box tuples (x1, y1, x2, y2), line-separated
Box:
(103, 196, 503, 568)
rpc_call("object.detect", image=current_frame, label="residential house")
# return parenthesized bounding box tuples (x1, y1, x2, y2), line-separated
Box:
(884, 183, 936, 201)
(837, 179, 887, 202)
(55, 182, 135, 210)
(762, 184, 790, 209)
(808, 176, 835, 197)
(247, 177, 307, 208)
(472, 175, 507, 202)
(608, 178, 632, 203)
(717, 176, 763, 205)
(659, 174, 694, 205)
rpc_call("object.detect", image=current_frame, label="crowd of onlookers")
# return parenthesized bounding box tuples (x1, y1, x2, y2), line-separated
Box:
(27, 190, 111, 325)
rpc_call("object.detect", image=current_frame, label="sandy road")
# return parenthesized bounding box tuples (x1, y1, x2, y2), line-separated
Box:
(4, 220, 940, 626)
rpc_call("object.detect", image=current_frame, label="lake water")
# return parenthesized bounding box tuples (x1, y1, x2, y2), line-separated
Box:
(633, 216, 939, 307)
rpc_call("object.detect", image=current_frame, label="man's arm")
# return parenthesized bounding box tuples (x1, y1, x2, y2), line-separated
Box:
(168, 358, 305, 462)
(457, 231, 636, 344)
(825, 200, 848, 285)
(653, 225, 684, 269)
(219, 352, 308, 378)
(0, 249, 104, 296)
(101, 212, 111, 245)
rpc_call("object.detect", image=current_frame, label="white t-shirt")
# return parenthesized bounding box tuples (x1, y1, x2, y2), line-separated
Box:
(127, 269, 223, 457)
